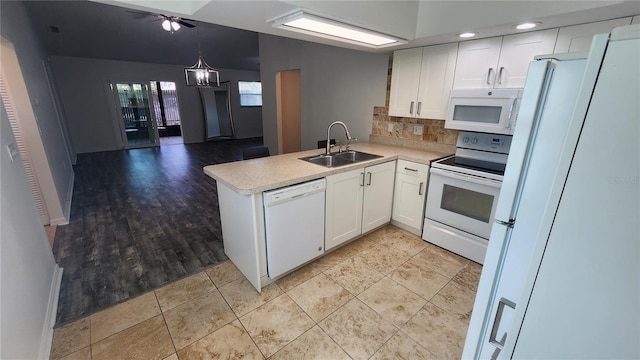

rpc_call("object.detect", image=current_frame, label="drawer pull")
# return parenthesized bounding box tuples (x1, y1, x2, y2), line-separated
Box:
(404, 167, 418, 172)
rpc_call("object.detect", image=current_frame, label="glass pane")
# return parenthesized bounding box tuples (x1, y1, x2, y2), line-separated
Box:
(238, 81, 262, 106)
(440, 184, 494, 223)
(115, 83, 156, 147)
(453, 105, 502, 124)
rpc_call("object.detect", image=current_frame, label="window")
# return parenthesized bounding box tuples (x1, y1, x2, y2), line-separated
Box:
(238, 81, 262, 106)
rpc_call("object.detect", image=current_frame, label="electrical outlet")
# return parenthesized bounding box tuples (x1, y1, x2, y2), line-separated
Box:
(387, 123, 394, 132)
(413, 124, 424, 135)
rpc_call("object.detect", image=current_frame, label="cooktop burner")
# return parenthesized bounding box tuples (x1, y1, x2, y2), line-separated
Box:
(437, 155, 506, 176)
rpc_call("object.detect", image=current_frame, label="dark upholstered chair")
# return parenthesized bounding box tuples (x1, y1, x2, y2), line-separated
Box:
(317, 139, 336, 149)
(242, 146, 270, 160)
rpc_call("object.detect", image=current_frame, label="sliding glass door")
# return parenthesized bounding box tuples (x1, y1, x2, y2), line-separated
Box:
(113, 82, 158, 148)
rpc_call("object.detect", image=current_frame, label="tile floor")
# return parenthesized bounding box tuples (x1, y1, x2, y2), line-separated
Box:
(49, 225, 482, 360)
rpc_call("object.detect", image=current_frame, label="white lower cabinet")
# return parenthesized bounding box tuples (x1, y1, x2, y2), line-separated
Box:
(391, 160, 429, 235)
(325, 161, 396, 250)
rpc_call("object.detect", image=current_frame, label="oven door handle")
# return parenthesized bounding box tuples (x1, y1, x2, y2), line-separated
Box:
(430, 167, 502, 188)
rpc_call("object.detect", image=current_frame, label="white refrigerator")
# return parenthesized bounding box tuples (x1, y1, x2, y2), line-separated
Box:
(463, 24, 639, 359)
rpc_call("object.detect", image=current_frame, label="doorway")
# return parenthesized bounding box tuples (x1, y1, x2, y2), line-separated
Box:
(276, 69, 301, 154)
(113, 82, 158, 148)
(150, 81, 183, 146)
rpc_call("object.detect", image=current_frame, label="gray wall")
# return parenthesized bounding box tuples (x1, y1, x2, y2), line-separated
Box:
(0, 100, 60, 359)
(51, 56, 262, 154)
(1, 0, 75, 222)
(258, 33, 389, 154)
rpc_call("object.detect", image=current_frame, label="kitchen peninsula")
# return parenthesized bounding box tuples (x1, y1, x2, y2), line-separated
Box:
(204, 142, 448, 291)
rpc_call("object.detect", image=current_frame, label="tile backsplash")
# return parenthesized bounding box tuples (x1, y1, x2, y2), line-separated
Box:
(369, 56, 457, 155)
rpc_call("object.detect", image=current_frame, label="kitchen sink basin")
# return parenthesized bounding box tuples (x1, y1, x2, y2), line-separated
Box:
(333, 150, 382, 163)
(300, 150, 382, 168)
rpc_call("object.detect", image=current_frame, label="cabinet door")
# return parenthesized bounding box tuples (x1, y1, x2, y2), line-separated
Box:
(325, 168, 364, 251)
(389, 48, 423, 117)
(362, 161, 396, 233)
(496, 29, 558, 88)
(392, 172, 428, 230)
(633, 16, 640, 25)
(453, 37, 502, 89)
(416, 43, 458, 120)
(554, 18, 632, 54)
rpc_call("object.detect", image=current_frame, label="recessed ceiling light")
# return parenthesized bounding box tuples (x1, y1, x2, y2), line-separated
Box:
(458, 32, 476, 38)
(516, 22, 541, 30)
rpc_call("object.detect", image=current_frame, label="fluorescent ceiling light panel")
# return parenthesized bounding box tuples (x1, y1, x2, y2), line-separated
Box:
(272, 11, 405, 48)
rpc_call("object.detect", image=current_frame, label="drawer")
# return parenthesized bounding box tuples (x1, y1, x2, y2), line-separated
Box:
(396, 160, 429, 178)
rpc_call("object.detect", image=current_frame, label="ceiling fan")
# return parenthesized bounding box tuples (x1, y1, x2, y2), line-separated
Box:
(126, 10, 196, 34)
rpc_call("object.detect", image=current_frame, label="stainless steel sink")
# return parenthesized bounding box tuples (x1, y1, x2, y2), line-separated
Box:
(300, 150, 382, 168)
(333, 150, 382, 163)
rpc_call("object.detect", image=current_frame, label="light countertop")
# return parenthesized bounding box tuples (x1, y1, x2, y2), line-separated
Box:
(203, 142, 450, 195)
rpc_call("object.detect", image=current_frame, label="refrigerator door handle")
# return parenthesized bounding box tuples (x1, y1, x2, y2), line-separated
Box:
(495, 219, 515, 227)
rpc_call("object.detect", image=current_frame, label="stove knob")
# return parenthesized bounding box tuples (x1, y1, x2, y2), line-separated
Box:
(463, 137, 470, 143)
(471, 138, 478, 144)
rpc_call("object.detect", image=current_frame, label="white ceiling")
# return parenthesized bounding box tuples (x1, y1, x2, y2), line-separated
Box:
(22, 1, 640, 71)
(103, 0, 639, 49)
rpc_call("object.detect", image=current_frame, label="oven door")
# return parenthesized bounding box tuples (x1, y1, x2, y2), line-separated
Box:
(426, 167, 502, 239)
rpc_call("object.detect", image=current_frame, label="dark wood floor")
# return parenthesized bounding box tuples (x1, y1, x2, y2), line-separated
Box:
(53, 138, 265, 326)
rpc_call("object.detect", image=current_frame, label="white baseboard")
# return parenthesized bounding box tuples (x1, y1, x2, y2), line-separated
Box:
(390, 219, 422, 236)
(50, 173, 74, 226)
(39, 264, 63, 360)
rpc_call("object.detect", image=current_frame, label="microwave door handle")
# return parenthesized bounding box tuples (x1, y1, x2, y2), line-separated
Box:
(430, 167, 502, 188)
(487, 68, 494, 85)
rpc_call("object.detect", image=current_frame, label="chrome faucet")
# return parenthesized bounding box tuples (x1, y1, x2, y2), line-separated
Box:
(326, 121, 353, 155)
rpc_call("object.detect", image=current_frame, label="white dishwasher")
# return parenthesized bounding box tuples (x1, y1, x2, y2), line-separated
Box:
(263, 178, 326, 278)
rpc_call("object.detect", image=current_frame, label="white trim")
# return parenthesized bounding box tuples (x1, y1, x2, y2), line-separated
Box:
(49, 171, 73, 225)
(39, 264, 63, 360)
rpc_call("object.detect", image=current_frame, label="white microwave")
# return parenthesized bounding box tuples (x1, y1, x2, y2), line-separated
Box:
(446, 88, 523, 135)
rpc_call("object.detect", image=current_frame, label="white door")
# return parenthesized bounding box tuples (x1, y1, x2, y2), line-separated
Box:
(389, 48, 423, 117)
(496, 29, 558, 88)
(325, 168, 364, 250)
(362, 161, 396, 233)
(392, 173, 426, 230)
(554, 17, 632, 53)
(453, 37, 502, 89)
(416, 43, 458, 120)
(510, 32, 639, 358)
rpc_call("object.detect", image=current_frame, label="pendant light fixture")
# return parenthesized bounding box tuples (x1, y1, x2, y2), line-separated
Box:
(184, 29, 220, 87)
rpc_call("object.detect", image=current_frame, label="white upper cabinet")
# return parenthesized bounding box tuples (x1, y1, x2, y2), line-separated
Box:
(454, 29, 558, 89)
(389, 43, 458, 119)
(633, 16, 640, 25)
(554, 17, 633, 53)
(497, 29, 559, 88)
(453, 37, 503, 89)
(416, 43, 459, 119)
(389, 48, 423, 118)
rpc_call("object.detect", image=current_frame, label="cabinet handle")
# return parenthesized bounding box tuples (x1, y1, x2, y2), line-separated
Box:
(419, 182, 424, 195)
(404, 167, 418, 172)
(487, 67, 494, 85)
(497, 66, 505, 85)
(417, 102, 422, 115)
(367, 172, 372, 186)
(409, 101, 415, 115)
(360, 172, 365, 187)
